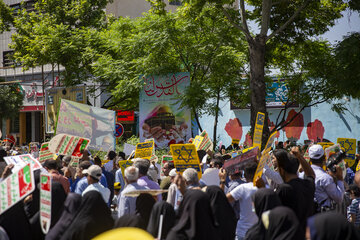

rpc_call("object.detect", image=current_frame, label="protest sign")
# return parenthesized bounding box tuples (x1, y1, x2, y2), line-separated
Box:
(232, 139, 240, 145)
(318, 142, 334, 150)
(253, 131, 278, 185)
(4, 154, 42, 173)
(118, 160, 133, 177)
(198, 130, 213, 152)
(223, 147, 259, 175)
(160, 155, 173, 178)
(193, 135, 204, 150)
(139, 73, 191, 148)
(170, 144, 202, 179)
(0, 164, 35, 215)
(356, 161, 360, 172)
(134, 142, 154, 160)
(253, 112, 265, 149)
(324, 144, 341, 159)
(39, 142, 54, 163)
(56, 99, 116, 151)
(40, 173, 51, 234)
(69, 156, 81, 167)
(48, 134, 90, 157)
(337, 138, 357, 167)
(123, 143, 136, 158)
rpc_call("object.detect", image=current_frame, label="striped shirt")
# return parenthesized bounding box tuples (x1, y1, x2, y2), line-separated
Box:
(347, 198, 360, 227)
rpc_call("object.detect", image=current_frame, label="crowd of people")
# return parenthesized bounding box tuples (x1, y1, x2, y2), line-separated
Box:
(0, 141, 360, 240)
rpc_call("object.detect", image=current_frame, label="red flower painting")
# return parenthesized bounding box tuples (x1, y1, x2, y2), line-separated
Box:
(225, 118, 243, 140)
(306, 119, 325, 142)
(268, 119, 280, 138)
(283, 109, 304, 140)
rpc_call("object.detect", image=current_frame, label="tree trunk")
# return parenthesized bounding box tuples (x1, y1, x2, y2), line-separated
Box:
(248, 36, 270, 150)
(213, 90, 221, 149)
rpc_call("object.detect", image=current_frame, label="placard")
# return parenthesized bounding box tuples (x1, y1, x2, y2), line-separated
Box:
(118, 160, 133, 177)
(170, 144, 202, 179)
(253, 131, 278, 185)
(232, 139, 240, 145)
(253, 112, 265, 149)
(193, 136, 204, 150)
(134, 142, 154, 160)
(4, 154, 42, 173)
(48, 134, 90, 158)
(337, 138, 357, 167)
(223, 147, 259, 175)
(39, 142, 54, 163)
(198, 130, 213, 151)
(123, 143, 136, 158)
(0, 164, 35, 215)
(40, 173, 51, 234)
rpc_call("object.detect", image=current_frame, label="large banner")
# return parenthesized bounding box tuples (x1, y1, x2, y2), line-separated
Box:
(56, 99, 116, 151)
(139, 73, 192, 148)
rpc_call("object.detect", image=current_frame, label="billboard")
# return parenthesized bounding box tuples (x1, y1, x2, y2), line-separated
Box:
(139, 73, 191, 148)
(45, 86, 86, 133)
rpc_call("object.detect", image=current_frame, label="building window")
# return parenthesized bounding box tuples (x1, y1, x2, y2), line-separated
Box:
(3, 51, 14, 67)
(169, 0, 182, 6)
(9, 0, 35, 15)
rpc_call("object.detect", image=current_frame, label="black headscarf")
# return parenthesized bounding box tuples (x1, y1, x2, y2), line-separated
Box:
(205, 186, 237, 240)
(166, 189, 218, 240)
(147, 201, 176, 240)
(29, 181, 67, 240)
(245, 188, 282, 240)
(307, 212, 360, 240)
(61, 191, 114, 240)
(45, 193, 82, 240)
(264, 206, 300, 240)
(0, 201, 31, 240)
(114, 214, 143, 229)
(136, 193, 156, 230)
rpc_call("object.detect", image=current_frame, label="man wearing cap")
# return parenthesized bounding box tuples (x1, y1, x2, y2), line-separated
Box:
(82, 165, 111, 203)
(308, 144, 345, 212)
(166, 168, 178, 206)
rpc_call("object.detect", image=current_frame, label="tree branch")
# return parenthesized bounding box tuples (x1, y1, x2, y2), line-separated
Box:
(221, 6, 253, 41)
(266, 0, 310, 41)
(260, 0, 272, 37)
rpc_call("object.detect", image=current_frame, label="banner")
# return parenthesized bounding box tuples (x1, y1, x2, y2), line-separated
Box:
(170, 144, 202, 179)
(253, 112, 265, 149)
(253, 131, 278, 185)
(48, 134, 90, 158)
(0, 164, 35, 215)
(39, 142, 54, 163)
(4, 154, 42, 173)
(40, 173, 51, 234)
(134, 142, 154, 160)
(337, 138, 357, 167)
(118, 160, 133, 178)
(56, 99, 116, 151)
(198, 130, 214, 151)
(223, 147, 259, 175)
(139, 73, 192, 148)
(193, 136, 204, 150)
(45, 86, 86, 133)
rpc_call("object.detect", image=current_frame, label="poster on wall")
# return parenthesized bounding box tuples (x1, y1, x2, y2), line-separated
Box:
(139, 73, 192, 148)
(56, 99, 115, 151)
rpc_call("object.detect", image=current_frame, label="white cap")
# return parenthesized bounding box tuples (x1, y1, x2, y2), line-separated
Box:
(308, 145, 324, 160)
(83, 165, 102, 180)
(169, 168, 177, 177)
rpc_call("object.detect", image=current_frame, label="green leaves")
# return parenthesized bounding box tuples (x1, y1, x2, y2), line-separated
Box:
(0, 80, 24, 119)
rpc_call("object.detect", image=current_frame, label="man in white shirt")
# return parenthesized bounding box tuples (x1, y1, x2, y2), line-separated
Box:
(82, 165, 110, 203)
(103, 151, 117, 172)
(220, 161, 258, 240)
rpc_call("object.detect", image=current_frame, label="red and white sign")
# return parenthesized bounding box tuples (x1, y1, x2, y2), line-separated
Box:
(4, 154, 42, 173)
(0, 164, 35, 215)
(39, 142, 54, 163)
(48, 134, 90, 157)
(40, 173, 52, 234)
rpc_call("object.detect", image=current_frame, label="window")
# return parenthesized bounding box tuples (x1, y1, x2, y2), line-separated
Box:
(169, 0, 182, 6)
(9, 0, 35, 15)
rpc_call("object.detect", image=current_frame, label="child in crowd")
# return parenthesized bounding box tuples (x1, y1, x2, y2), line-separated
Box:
(347, 184, 360, 228)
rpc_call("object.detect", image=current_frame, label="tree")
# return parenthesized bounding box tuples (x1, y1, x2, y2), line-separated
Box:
(0, 80, 24, 119)
(148, 0, 349, 148)
(93, 5, 247, 145)
(0, 0, 13, 32)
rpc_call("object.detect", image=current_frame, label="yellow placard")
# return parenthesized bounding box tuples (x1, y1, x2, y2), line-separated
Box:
(356, 161, 360, 172)
(118, 160, 133, 177)
(318, 142, 334, 150)
(170, 144, 202, 179)
(134, 142, 154, 160)
(232, 139, 240, 145)
(193, 135, 204, 150)
(253, 131, 278, 185)
(337, 138, 357, 167)
(253, 112, 265, 149)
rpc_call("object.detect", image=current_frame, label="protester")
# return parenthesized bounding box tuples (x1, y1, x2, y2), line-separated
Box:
(118, 166, 148, 217)
(45, 193, 82, 240)
(82, 164, 111, 203)
(166, 189, 218, 240)
(166, 168, 178, 207)
(347, 184, 360, 227)
(147, 201, 176, 240)
(94, 156, 114, 205)
(135, 193, 156, 230)
(61, 191, 114, 240)
(225, 171, 245, 219)
(61, 155, 76, 179)
(182, 167, 202, 189)
(205, 185, 237, 240)
(0, 148, 7, 176)
(74, 160, 108, 194)
(244, 188, 282, 240)
(307, 212, 360, 240)
(220, 161, 258, 240)
(134, 158, 162, 200)
(103, 150, 117, 172)
(44, 159, 70, 194)
(262, 206, 301, 240)
(114, 164, 126, 193)
(160, 161, 175, 199)
(307, 144, 345, 212)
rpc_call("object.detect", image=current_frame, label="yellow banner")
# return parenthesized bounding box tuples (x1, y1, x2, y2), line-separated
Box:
(337, 138, 357, 167)
(134, 142, 154, 160)
(170, 144, 202, 179)
(253, 112, 265, 149)
(253, 131, 278, 185)
(118, 160, 133, 177)
(193, 135, 204, 150)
